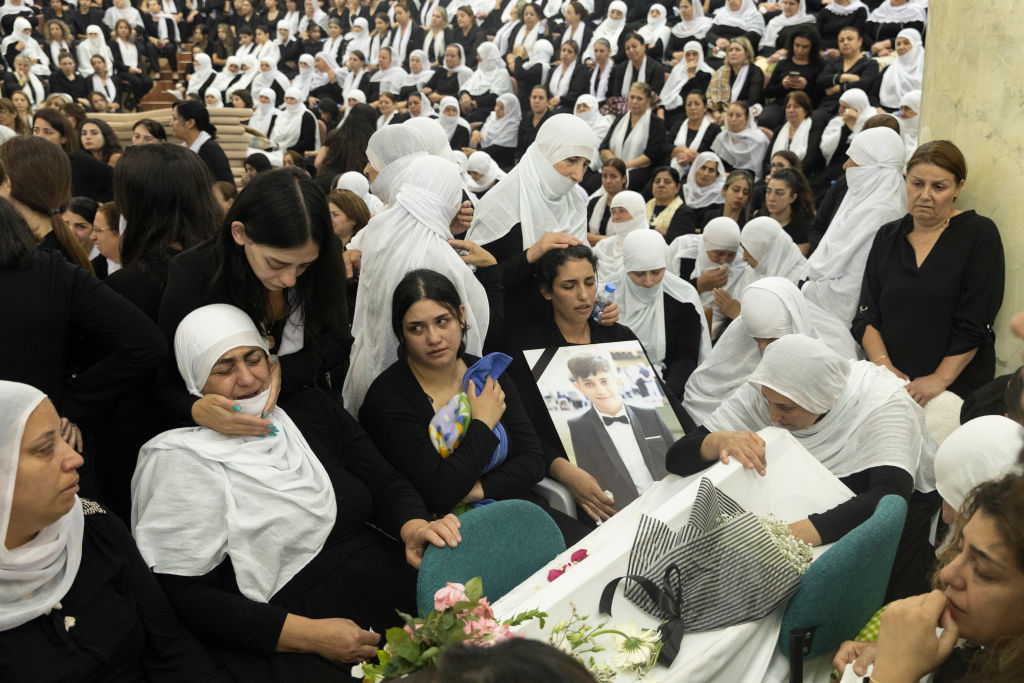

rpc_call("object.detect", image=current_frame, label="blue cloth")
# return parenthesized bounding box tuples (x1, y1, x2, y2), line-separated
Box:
(462, 353, 513, 474)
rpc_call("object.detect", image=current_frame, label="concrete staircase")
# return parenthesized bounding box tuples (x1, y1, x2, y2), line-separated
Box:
(139, 47, 193, 111)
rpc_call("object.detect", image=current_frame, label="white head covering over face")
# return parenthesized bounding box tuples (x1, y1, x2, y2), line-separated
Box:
(898, 89, 921, 161)
(365, 124, 430, 205)
(712, 0, 765, 35)
(934, 416, 1022, 513)
(708, 333, 935, 489)
(617, 230, 710, 371)
(668, 217, 750, 333)
(270, 86, 311, 150)
(342, 157, 490, 412)
(187, 53, 216, 95)
(212, 55, 242, 92)
(574, 94, 609, 147)
(879, 28, 924, 109)
(711, 105, 770, 180)
(682, 276, 861, 423)
(235, 55, 260, 90)
(3, 17, 49, 75)
(672, 0, 712, 40)
(523, 38, 553, 84)
(336, 170, 386, 214)
(248, 87, 278, 135)
(438, 95, 471, 141)
(803, 127, 907, 325)
(868, 0, 927, 24)
(638, 4, 671, 47)
(660, 40, 714, 112)
(740, 216, 807, 282)
(461, 42, 512, 97)
(290, 53, 317, 99)
(132, 305, 337, 603)
(819, 88, 874, 165)
(77, 24, 114, 75)
(466, 150, 506, 193)
(593, 190, 647, 280)
(761, 0, 812, 48)
(403, 115, 449, 156)
(480, 92, 521, 149)
(683, 151, 726, 208)
(467, 113, 597, 248)
(0, 382, 84, 631)
(589, 0, 627, 58)
(249, 55, 289, 96)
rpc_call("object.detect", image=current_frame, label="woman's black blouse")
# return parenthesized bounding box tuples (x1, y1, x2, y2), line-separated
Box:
(852, 211, 1004, 399)
(764, 57, 824, 107)
(599, 112, 669, 166)
(815, 55, 880, 113)
(0, 501, 227, 682)
(816, 7, 868, 50)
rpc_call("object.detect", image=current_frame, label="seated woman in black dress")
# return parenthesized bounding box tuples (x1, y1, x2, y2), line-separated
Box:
(759, 24, 824, 131)
(853, 140, 1005, 407)
(360, 269, 589, 545)
(599, 82, 668, 193)
(132, 304, 461, 681)
(765, 91, 823, 182)
(0, 381, 226, 682)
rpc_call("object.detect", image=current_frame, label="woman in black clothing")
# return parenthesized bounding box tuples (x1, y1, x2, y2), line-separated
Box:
(766, 90, 824, 181)
(853, 141, 1004, 406)
(515, 84, 552, 163)
(508, 38, 552, 114)
(133, 305, 460, 682)
(813, 25, 879, 124)
(48, 51, 91, 107)
(169, 100, 234, 184)
(0, 382, 226, 683)
(360, 269, 589, 544)
(599, 82, 668, 193)
(760, 24, 824, 130)
(111, 19, 154, 107)
(815, 0, 868, 52)
(666, 90, 721, 176)
(586, 157, 626, 243)
(545, 39, 589, 115)
(759, 167, 813, 254)
(863, 0, 926, 57)
(694, 168, 753, 233)
(158, 169, 352, 435)
(451, 5, 483, 69)
(606, 33, 667, 105)
(421, 43, 468, 103)
(647, 166, 696, 241)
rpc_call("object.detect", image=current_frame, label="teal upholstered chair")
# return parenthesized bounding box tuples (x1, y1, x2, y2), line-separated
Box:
(778, 495, 908, 682)
(415, 499, 566, 617)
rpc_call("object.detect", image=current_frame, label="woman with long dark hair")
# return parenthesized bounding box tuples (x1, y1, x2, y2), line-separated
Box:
(32, 107, 113, 203)
(158, 168, 351, 436)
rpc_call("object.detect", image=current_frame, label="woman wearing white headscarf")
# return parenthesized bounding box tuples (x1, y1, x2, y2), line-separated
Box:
(290, 53, 316, 100)
(637, 4, 671, 60)
(343, 17, 371, 58)
(133, 305, 459, 679)
(898, 89, 921, 162)
(659, 41, 714, 132)
(249, 55, 290, 102)
(760, 0, 814, 54)
(671, 333, 935, 547)
(802, 127, 907, 326)
(437, 95, 471, 150)
(682, 151, 726, 212)
(467, 113, 597, 258)
(818, 87, 875, 167)
(340, 51, 369, 102)
(667, 216, 750, 338)
(369, 46, 408, 96)
(211, 55, 242, 94)
(666, 0, 712, 60)
(459, 42, 512, 120)
(234, 55, 261, 92)
(362, 123, 430, 206)
(934, 416, 1022, 525)
(709, 0, 765, 48)
(76, 25, 114, 77)
(343, 157, 490, 412)
(583, 0, 626, 61)
(614, 229, 709, 397)
(336, 170, 386, 215)
(474, 92, 520, 171)
(546, 38, 588, 115)
(185, 52, 217, 98)
(573, 94, 608, 150)
(592, 190, 647, 281)
(738, 215, 807, 284)
(2, 17, 49, 76)
(271, 86, 319, 154)
(403, 49, 434, 92)
(865, 0, 927, 57)
(510, 38, 553, 112)
(0, 381, 225, 680)
(204, 86, 224, 108)
(878, 28, 924, 110)
(247, 87, 279, 137)
(711, 100, 770, 179)
(681, 276, 860, 423)
(465, 150, 505, 196)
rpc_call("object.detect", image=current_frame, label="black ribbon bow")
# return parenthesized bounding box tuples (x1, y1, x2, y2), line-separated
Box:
(602, 414, 629, 426)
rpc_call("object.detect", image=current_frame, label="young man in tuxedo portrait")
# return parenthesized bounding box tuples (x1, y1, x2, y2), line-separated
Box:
(565, 352, 674, 511)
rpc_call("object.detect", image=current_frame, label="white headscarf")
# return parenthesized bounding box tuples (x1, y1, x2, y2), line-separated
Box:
(404, 115, 450, 156)
(212, 56, 242, 93)
(205, 86, 224, 108)
(342, 157, 490, 413)
(461, 42, 512, 97)
(336, 171, 386, 215)
(480, 92, 521, 148)
(467, 113, 597, 249)
(761, 0, 813, 49)
(466, 150, 506, 193)
(442, 43, 473, 86)
(290, 53, 316, 99)
(899, 89, 921, 162)
(712, 0, 765, 35)
(672, 0, 712, 40)
(617, 229, 710, 372)
(660, 40, 714, 112)
(824, 0, 868, 15)
(638, 4, 671, 47)
(803, 127, 907, 325)
(934, 416, 1022, 512)
(681, 277, 860, 423)
(438, 95, 470, 141)
(574, 94, 609, 143)
(344, 17, 371, 57)
(708, 334, 934, 490)
(0, 0, 30, 17)
(248, 87, 278, 135)
(819, 88, 874, 165)
(868, 0, 927, 23)
(3, 18, 49, 76)
(547, 57, 577, 101)
(711, 107, 770, 179)
(365, 124, 430, 205)
(185, 53, 215, 95)
(0, 381, 84, 631)
(682, 151, 726, 208)
(250, 55, 290, 97)
(593, 190, 648, 281)
(77, 24, 113, 76)
(132, 305, 337, 603)
(607, 105, 652, 172)
(270, 86, 310, 150)
(404, 49, 435, 88)
(523, 39, 553, 84)
(740, 216, 807, 282)
(879, 28, 924, 109)
(234, 55, 260, 91)
(587, 0, 627, 58)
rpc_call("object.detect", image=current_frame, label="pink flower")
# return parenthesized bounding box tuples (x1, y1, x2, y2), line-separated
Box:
(570, 548, 589, 563)
(403, 623, 424, 638)
(471, 597, 493, 621)
(463, 616, 499, 640)
(434, 582, 468, 612)
(547, 568, 565, 582)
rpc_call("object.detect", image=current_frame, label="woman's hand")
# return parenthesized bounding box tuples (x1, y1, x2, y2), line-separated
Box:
(343, 248, 362, 278)
(279, 614, 380, 662)
(597, 301, 619, 326)
(841, 106, 860, 129)
(838, 73, 860, 84)
(695, 266, 728, 293)
(551, 458, 616, 522)
(190, 393, 275, 436)
(467, 376, 505, 429)
(401, 514, 462, 568)
(711, 288, 740, 319)
(450, 200, 474, 235)
(672, 146, 698, 165)
(259, 354, 282, 417)
(906, 374, 948, 407)
(701, 430, 767, 475)
(59, 417, 83, 453)
(833, 640, 878, 678)
(449, 238, 496, 268)
(525, 231, 582, 263)
(470, 129, 482, 146)
(872, 590, 959, 683)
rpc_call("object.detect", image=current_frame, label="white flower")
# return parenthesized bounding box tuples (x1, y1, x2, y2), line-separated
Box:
(609, 622, 660, 670)
(64, 616, 76, 631)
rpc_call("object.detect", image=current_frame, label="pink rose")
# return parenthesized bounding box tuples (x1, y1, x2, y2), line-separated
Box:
(434, 582, 468, 611)
(471, 597, 493, 620)
(463, 616, 499, 641)
(570, 548, 589, 563)
(547, 568, 565, 582)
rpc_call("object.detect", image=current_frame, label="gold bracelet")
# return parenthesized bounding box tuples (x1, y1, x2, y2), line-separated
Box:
(872, 355, 888, 363)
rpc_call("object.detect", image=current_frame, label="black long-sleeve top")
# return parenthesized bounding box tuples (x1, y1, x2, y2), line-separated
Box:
(70, 150, 114, 203)
(607, 58, 667, 100)
(862, 19, 925, 49)
(511, 58, 547, 112)
(665, 116, 720, 155)
(516, 111, 552, 162)
(666, 426, 914, 544)
(0, 251, 166, 424)
(661, 293, 704, 399)
(157, 239, 352, 426)
(359, 354, 547, 514)
(49, 70, 91, 102)
(423, 67, 463, 99)
(706, 23, 762, 52)
(545, 61, 590, 113)
(764, 57, 824, 108)
(600, 112, 669, 167)
(767, 120, 824, 179)
(0, 501, 228, 682)
(816, 7, 868, 50)
(197, 138, 235, 184)
(815, 55, 880, 114)
(155, 388, 429, 655)
(851, 211, 1004, 399)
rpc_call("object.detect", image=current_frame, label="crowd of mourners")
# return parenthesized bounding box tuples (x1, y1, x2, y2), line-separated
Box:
(3, 0, 1024, 681)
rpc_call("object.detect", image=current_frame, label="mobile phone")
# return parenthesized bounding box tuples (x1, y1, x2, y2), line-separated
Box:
(788, 71, 800, 78)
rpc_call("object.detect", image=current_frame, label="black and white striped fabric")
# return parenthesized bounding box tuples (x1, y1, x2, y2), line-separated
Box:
(608, 478, 803, 633)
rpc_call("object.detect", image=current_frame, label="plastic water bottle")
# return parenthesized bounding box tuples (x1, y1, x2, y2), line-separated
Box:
(591, 283, 616, 323)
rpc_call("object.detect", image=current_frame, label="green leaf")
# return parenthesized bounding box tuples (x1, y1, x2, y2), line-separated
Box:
(505, 609, 548, 628)
(464, 576, 483, 602)
(419, 646, 442, 663)
(384, 626, 421, 664)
